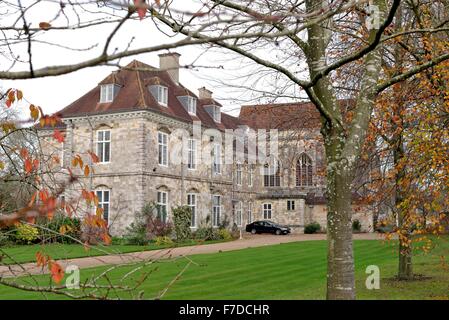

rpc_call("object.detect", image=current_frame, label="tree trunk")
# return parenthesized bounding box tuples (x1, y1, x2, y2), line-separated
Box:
(325, 135, 355, 300)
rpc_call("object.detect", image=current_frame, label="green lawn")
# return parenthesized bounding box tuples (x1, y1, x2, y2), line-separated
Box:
(0, 239, 225, 265)
(1, 237, 449, 300)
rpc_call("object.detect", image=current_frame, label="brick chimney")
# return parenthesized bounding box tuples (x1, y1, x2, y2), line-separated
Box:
(198, 87, 213, 99)
(158, 52, 180, 83)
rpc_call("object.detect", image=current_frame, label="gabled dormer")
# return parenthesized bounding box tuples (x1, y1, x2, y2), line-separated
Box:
(198, 87, 221, 123)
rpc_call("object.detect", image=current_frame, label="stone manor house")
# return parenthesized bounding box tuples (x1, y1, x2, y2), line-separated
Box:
(39, 53, 373, 236)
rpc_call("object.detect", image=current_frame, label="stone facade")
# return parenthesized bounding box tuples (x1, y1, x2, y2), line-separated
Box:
(38, 55, 374, 236)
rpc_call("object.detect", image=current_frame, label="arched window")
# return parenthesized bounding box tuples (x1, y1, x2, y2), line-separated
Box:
(264, 160, 280, 187)
(296, 154, 313, 186)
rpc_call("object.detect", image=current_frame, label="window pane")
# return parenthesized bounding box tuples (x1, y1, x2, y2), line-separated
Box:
(104, 142, 110, 162)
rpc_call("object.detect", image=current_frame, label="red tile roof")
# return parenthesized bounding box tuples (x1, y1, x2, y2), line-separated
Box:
(238, 102, 322, 130)
(54, 60, 243, 131)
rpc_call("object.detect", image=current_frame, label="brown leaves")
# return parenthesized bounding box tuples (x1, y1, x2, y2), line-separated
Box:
(39, 22, 51, 30)
(5, 88, 23, 108)
(35, 251, 64, 283)
(53, 129, 65, 143)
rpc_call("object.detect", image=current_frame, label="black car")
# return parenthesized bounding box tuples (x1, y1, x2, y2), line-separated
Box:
(245, 220, 291, 235)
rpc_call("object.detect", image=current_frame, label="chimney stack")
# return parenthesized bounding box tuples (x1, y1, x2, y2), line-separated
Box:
(158, 52, 180, 83)
(198, 87, 213, 99)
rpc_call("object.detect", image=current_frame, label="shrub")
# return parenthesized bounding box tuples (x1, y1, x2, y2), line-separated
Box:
(15, 223, 39, 244)
(124, 202, 173, 245)
(194, 222, 220, 241)
(172, 205, 192, 242)
(218, 228, 233, 241)
(304, 222, 321, 234)
(80, 214, 110, 245)
(155, 236, 174, 246)
(38, 214, 81, 244)
(352, 219, 362, 233)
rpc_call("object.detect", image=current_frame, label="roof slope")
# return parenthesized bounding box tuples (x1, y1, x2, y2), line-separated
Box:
(55, 60, 242, 130)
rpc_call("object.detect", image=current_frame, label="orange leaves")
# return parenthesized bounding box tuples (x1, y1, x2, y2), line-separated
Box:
(88, 150, 100, 164)
(53, 129, 65, 143)
(39, 22, 51, 30)
(81, 189, 98, 207)
(4, 88, 23, 108)
(29, 104, 40, 121)
(20, 147, 39, 174)
(84, 165, 90, 177)
(72, 154, 93, 177)
(35, 252, 64, 283)
(24, 158, 33, 174)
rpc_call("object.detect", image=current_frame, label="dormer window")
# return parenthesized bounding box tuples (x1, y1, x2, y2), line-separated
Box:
(149, 85, 169, 107)
(204, 105, 221, 123)
(187, 96, 197, 115)
(213, 106, 221, 123)
(100, 84, 118, 103)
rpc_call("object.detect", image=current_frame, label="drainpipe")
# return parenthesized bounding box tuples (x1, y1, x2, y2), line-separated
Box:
(86, 115, 94, 191)
(181, 136, 185, 206)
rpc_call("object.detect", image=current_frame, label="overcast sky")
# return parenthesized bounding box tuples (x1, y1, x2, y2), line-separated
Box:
(1, 0, 267, 117)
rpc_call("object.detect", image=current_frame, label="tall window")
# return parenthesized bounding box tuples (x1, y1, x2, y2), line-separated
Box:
(158, 132, 168, 166)
(212, 195, 221, 227)
(96, 189, 110, 223)
(248, 165, 253, 187)
(213, 143, 221, 174)
(157, 86, 168, 106)
(187, 138, 197, 170)
(296, 153, 313, 186)
(247, 202, 253, 223)
(97, 130, 111, 163)
(263, 203, 272, 220)
(100, 84, 115, 103)
(287, 200, 295, 211)
(157, 191, 168, 222)
(235, 163, 242, 185)
(235, 201, 243, 227)
(187, 193, 197, 227)
(187, 96, 197, 115)
(264, 162, 280, 187)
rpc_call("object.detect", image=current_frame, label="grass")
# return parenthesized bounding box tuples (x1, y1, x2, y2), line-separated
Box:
(1, 237, 449, 300)
(0, 239, 227, 265)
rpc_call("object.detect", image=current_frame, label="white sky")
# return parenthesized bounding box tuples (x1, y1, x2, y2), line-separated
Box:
(1, 1, 265, 117)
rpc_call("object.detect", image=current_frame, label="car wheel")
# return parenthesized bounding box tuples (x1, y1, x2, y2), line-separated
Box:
(251, 229, 257, 234)
(275, 229, 281, 235)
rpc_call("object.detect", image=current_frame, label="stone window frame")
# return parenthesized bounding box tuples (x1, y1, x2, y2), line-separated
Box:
(158, 131, 169, 166)
(96, 129, 111, 164)
(247, 202, 253, 223)
(212, 194, 221, 227)
(187, 192, 197, 228)
(187, 138, 197, 170)
(235, 162, 242, 185)
(235, 201, 243, 227)
(296, 153, 313, 187)
(287, 199, 295, 211)
(96, 188, 110, 225)
(212, 143, 222, 175)
(262, 203, 272, 220)
(248, 164, 254, 187)
(156, 190, 168, 222)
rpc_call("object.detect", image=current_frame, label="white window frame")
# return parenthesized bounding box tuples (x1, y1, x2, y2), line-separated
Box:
(287, 200, 295, 211)
(187, 138, 197, 170)
(187, 96, 197, 115)
(100, 84, 114, 103)
(157, 86, 168, 106)
(247, 202, 253, 224)
(263, 203, 272, 220)
(157, 191, 168, 222)
(213, 143, 222, 174)
(187, 193, 197, 228)
(213, 106, 221, 123)
(236, 163, 242, 186)
(236, 201, 243, 227)
(212, 195, 221, 227)
(96, 130, 111, 163)
(96, 189, 110, 224)
(158, 132, 168, 166)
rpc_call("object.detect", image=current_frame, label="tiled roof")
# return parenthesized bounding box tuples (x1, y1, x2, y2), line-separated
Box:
(238, 101, 322, 130)
(53, 60, 243, 131)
